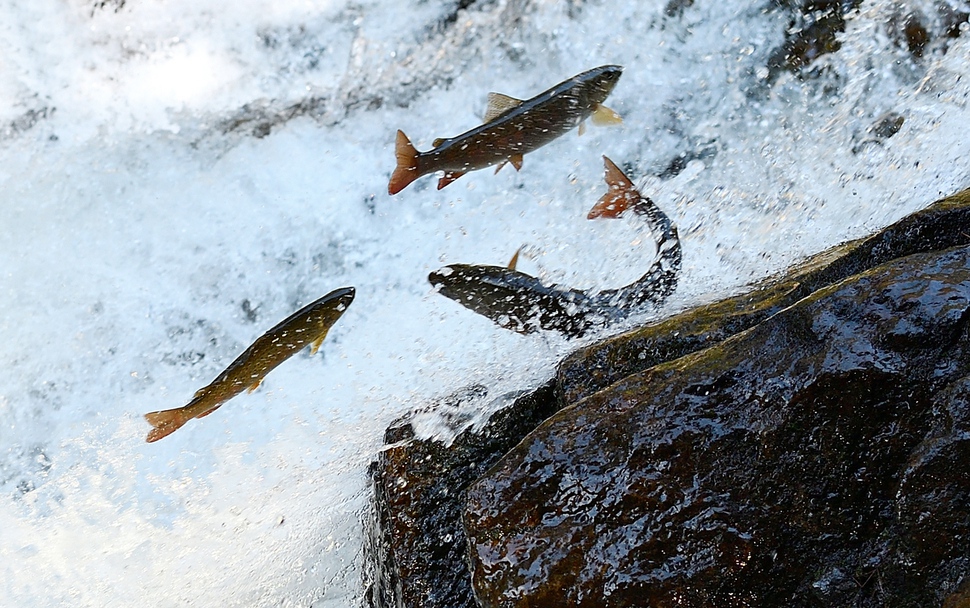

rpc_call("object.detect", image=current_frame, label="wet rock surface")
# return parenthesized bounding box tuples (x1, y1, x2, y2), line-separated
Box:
(365, 382, 560, 608)
(558, 189, 970, 404)
(368, 189, 970, 608)
(466, 243, 970, 607)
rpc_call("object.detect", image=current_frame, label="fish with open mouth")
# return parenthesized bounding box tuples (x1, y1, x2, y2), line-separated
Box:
(388, 65, 623, 194)
(428, 157, 680, 337)
(144, 286, 355, 443)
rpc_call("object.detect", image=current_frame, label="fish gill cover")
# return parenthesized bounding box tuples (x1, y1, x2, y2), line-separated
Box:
(0, 0, 969, 606)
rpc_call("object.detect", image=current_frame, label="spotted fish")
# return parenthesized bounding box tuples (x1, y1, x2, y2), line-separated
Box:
(389, 65, 623, 194)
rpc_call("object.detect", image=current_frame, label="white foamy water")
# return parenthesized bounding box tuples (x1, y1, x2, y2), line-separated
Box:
(2, 0, 969, 605)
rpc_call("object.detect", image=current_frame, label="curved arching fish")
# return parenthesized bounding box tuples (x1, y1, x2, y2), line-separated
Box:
(429, 157, 680, 337)
(389, 65, 623, 194)
(144, 286, 355, 443)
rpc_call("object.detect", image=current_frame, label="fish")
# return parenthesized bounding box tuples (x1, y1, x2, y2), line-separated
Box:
(428, 158, 680, 337)
(388, 65, 623, 195)
(144, 286, 355, 443)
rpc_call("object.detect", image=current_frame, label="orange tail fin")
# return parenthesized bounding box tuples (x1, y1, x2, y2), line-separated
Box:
(587, 156, 640, 219)
(388, 130, 421, 195)
(144, 408, 190, 443)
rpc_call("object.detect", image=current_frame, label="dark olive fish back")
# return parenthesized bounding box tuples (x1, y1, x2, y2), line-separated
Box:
(389, 65, 622, 194)
(144, 286, 355, 442)
(425, 65, 623, 172)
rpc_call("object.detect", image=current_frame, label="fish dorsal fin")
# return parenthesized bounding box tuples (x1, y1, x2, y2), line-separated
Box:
(432, 137, 446, 148)
(508, 246, 522, 271)
(591, 104, 623, 126)
(484, 92, 523, 123)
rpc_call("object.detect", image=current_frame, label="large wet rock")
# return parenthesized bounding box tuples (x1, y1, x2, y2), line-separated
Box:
(367, 189, 970, 608)
(365, 382, 560, 608)
(464, 243, 970, 607)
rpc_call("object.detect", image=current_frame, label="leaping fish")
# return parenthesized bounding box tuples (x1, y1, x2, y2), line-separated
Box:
(388, 65, 623, 195)
(144, 286, 355, 443)
(428, 158, 680, 337)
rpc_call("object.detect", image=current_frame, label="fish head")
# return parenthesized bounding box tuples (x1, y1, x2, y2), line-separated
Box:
(581, 65, 623, 106)
(429, 264, 598, 336)
(328, 286, 356, 313)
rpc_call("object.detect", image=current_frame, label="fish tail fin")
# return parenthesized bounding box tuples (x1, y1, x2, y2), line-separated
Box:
(388, 130, 420, 195)
(587, 156, 639, 219)
(144, 408, 190, 443)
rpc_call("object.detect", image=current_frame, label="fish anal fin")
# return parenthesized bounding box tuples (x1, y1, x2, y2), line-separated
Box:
(591, 104, 623, 126)
(509, 154, 523, 171)
(309, 330, 329, 355)
(194, 404, 222, 419)
(437, 171, 466, 190)
(246, 379, 262, 394)
(144, 408, 189, 443)
(578, 121, 587, 136)
(494, 161, 507, 174)
(389, 130, 421, 195)
(432, 137, 446, 148)
(484, 92, 523, 123)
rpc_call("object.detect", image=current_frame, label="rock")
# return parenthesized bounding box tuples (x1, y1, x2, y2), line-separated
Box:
(464, 244, 970, 607)
(365, 381, 560, 608)
(557, 189, 970, 405)
(367, 190, 970, 608)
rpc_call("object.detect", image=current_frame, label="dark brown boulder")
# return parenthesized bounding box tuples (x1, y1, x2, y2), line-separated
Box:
(365, 382, 560, 608)
(366, 189, 970, 608)
(558, 189, 970, 405)
(465, 244, 970, 607)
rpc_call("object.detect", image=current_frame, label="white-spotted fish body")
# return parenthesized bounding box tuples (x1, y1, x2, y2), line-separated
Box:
(144, 286, 355, 443)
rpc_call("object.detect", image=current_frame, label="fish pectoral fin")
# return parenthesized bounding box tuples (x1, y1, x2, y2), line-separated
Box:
(578, 121, 587, 136)
(309, 331, 329, 355)
(509, 154, 523, 171)
(591, 104, 623, 126)
(508, 246, 523, 270)
(483, 92, 523, 122)
(437, 171, 466, 190)
(432, 137, 446, 148)
(246, 379, 262, 394)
